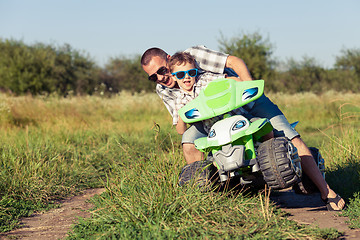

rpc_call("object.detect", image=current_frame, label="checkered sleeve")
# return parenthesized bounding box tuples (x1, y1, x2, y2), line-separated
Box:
(184, 45, 228, 74)
(172, 108, 179, 126)
(156, 84, 178, 124)
(173, 96, 189, 125)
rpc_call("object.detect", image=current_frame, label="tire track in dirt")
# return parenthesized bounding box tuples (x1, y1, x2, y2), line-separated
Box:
(0, 188, 105, 240)
(271, 188, 360, 239)
(1, 187, 360, 239)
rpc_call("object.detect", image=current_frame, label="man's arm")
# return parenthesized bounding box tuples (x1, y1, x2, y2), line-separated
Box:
(225, 56, 253, 81)
(186, 45, 252, 81)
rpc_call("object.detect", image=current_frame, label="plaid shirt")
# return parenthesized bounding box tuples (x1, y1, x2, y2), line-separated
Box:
(155, 86, 181, 124)
(173, 72, 248, 133)
(156, 45, 229, 122)
(184, 45, 228, 74)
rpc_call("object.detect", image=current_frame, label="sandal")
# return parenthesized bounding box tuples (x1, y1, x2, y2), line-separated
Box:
(322, 194, 345, 211)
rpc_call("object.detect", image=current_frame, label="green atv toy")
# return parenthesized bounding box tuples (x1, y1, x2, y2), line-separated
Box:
(178, 78, 304, 189)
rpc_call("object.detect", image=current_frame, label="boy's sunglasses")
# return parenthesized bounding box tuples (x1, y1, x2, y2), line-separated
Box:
(148, 66, 169, 82)
(172, 68, 198, 80)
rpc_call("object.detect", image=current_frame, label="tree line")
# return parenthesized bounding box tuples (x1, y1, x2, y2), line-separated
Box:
(0, 34, 359, 96)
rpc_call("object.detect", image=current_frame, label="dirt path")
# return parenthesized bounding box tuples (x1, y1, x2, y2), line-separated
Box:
(0, 188, 105, 240)
(1, 187, 360, 239)
(270, 188, 360, 239)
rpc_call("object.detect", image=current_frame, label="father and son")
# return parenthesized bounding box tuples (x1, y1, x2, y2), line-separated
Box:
(140, 45, 345, 211)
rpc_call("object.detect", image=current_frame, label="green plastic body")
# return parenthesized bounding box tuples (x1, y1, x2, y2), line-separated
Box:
(178, 78, 265, 123)
(178, 79, 272, 162)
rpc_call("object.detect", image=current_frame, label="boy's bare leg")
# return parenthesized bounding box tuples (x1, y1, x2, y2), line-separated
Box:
(182, 143, 204, 164)
(291, 137, 346, 210)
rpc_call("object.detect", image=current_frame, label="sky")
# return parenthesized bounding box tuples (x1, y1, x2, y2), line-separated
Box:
(1, 0, 359, 68)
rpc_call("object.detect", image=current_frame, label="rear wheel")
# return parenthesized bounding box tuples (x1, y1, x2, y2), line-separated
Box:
(257, 137, 302, 190)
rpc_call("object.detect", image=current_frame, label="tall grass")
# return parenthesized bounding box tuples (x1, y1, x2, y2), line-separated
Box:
(268, 91, 360, 146)
(0, 91, 359, 238)
(271, 91, 360, 229)
(68, 149, 328, 239)
(0, 92, 177, 232)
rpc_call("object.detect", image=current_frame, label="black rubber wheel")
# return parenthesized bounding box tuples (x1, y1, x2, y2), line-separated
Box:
(257, 137, 302, 190)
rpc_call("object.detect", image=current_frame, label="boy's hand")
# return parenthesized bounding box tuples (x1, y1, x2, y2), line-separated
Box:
(176, 116, 187, 135)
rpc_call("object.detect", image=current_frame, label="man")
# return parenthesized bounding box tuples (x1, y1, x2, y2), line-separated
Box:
(141, 46, 345, 211)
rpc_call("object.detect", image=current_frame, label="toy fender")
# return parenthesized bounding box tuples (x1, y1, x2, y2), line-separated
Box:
(178, 79, 265, 123)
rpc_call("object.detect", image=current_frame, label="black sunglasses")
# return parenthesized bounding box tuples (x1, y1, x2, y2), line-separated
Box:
(148, 66, 169, 82)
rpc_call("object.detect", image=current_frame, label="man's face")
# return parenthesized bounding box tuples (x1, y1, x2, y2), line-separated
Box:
(171, 62, 197, 93)
(142, 56, 176, 88)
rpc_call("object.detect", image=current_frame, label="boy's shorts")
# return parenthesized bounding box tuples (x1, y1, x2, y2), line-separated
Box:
(181, 94, 299, 144)
(182, 121, 207, 144)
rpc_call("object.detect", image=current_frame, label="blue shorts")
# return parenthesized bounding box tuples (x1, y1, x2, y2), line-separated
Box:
(181, 94, 299, 144)
(246, 94, 299, 140)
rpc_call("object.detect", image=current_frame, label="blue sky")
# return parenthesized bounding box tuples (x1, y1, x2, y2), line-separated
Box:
(1, 0, 359, 68)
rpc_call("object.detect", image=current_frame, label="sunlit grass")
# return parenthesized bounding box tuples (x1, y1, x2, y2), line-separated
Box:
(0, 92, 172, 133)
(268, 90, 360, 146)
(0, 91, 359, 238)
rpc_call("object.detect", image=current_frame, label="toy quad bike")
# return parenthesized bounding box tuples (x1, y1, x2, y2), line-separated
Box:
(178, 78, 303, 190)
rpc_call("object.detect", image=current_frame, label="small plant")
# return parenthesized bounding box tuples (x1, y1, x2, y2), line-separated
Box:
(342, 192, 360, 229)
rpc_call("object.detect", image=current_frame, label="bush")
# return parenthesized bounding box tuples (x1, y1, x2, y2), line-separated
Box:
(0, 39, 99, 95)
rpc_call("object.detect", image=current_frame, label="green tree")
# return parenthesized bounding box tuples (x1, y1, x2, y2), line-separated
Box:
(0, 39, 99, 95)
(335, 48, 360, 77)
(333, 48, 360, 92)
(280, 56, 328, 93)
(53, 44, 99, 95)
(218, 32, 276, 81)
(100, 55, 153, 93)
(0, 40, 57, 94)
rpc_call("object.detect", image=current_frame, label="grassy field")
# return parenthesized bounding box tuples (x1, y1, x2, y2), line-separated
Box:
(0, 91, 359, 239)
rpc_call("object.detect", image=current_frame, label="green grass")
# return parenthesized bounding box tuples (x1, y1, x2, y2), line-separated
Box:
(0, 92, 178, 232)
(67, 149, 341, 240)
(0, 91, 359, 239)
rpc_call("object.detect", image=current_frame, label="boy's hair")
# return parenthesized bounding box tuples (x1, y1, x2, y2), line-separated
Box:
(141, 47, 168, 66)
(169, 52, 196, 72)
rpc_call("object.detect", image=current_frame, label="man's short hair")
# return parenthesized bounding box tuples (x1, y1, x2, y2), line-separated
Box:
(169, 52, 196, 72)
(141, 47, 168, 66)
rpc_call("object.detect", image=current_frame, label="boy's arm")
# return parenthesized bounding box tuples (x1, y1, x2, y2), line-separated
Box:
(176, 116, 187, 135)
(225, 56, 253, 81)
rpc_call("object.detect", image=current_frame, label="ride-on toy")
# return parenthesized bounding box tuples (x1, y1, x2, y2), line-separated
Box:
(178, 78, 303, 189)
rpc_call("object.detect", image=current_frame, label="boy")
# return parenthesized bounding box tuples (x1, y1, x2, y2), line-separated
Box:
(169, 51, 248, 135)
(168, 52, 262, 187)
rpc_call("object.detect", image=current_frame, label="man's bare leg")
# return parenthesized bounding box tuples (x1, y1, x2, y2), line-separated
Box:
(291, 137, 346, 210)
(182, 143, 204, 164)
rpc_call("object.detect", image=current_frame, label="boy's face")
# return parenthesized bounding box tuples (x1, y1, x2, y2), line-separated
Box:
(171, 62, 197, 93)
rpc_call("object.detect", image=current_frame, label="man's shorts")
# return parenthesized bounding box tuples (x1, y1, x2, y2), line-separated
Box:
(181, 94, 299, 144)
(245, 94, 299, 140)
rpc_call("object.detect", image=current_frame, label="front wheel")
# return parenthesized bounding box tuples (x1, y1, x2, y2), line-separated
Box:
(257, 137, 302, 190)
